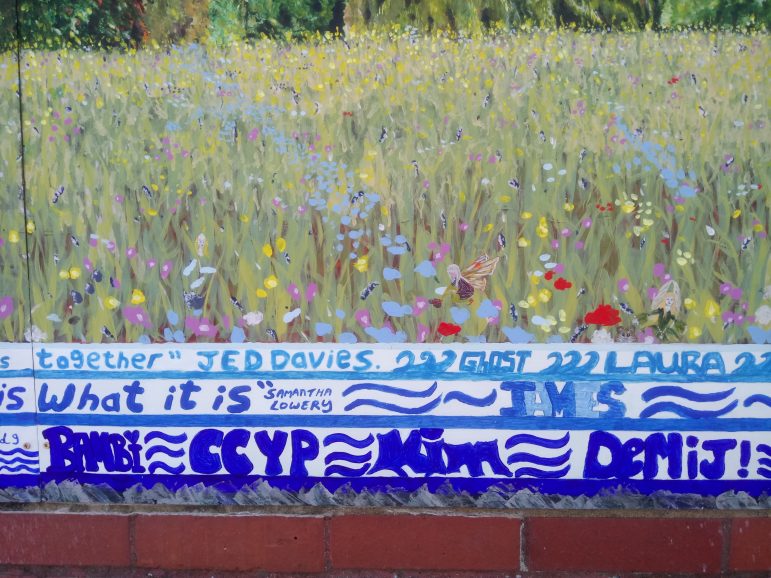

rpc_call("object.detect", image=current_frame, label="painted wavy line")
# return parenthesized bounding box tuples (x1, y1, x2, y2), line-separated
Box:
(324, 464, 369, 477)
(639, 400, 738, 419)
(323, 433, 374, 448)
(325, 451, 372, 465)
(0, 457, 38, 466)
(642, 386, 734, 403)
(145, 446, 186, 460)
(758, 467, 771, 479)
(0, 448, 38, 457)
(343, 381, 437, 398)
(144, 432, 188, 444)
(443, 389, 497, 407)
(759, 458, 771, 468)
(757, 444, 771, 456)
(148, 461, 185, 475)
(505, 432, 570, 450)
(514, 465, 571, 479)
(507, 450, 572, 467)
(743, 394, 771, 408)
(0, 464, 39, 473)
(344, 396, 442, 414)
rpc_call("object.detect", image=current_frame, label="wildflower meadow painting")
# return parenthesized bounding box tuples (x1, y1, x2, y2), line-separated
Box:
(0, 2, 769, 505)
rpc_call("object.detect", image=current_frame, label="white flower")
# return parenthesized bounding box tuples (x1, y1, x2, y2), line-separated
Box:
(754, 305, 771, 327)
(24, 326, 47, 342)
(590, 328, 613, 344)
(243, 311, 264, 326)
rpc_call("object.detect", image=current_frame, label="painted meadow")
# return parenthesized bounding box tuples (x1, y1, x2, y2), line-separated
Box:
(0, 27, 769, 345)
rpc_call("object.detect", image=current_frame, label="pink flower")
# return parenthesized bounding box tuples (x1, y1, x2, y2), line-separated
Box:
(416, 322, 429, 342)
(0, 296, 14, 319)
(123, 306, 152, 329)
(287, 283, 301, 300)
(247, 128, 260, 141)
(305, 282, 317, 304)
(355, 309, 371, 328)
(147, 259, 157, 269)
(83, 257, 93, 272)
(412, 297, 429, 316)
(653, 263, 666, 278)
(126, 247, 137, 259)
(618, 278, 630, 292)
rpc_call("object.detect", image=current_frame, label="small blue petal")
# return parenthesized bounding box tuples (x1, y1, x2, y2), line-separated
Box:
(365, 326, 408, 343)
(338, 331, 358, 343)
(383, 267, 401, 280)
(166, 310, 179, 326)
(137, 335, 151, 344)
(315, 322, 333, 336)
(414, 260, 437, 277)
(387, 246, 407, 255)
(476, 299, 499, 318)
(335, 309, 346, 319)
(230, 327, 245, 343)
(450, 307, 470, 324)
(502, 326, 535, 343)
(382, 301, 412, 317)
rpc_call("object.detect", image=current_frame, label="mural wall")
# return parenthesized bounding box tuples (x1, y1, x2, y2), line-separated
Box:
(1, 0, 769, 505)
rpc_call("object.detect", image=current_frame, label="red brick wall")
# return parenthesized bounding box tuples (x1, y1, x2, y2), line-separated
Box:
(1, 510, 769, 576)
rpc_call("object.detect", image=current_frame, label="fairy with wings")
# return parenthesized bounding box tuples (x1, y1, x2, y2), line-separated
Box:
(446, 254, 500, 301)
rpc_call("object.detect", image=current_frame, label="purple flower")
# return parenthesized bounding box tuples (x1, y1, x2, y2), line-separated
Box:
(618, 278, 630, 292)
(653, 263, 666, 278)
(305, 282, 317, 304)
(720, 283, 732, 295)
(416, 322, 429, 342)
(126, 247, 137, 259)
(582, 218, 592, 228)
(186, 316, 218, 337)
(161, 260, 173, 280)
(123, 306, 152, 329)
(0, 296, 14, 319)
(147, 259, 157, 269)
(729, 287, 743, 300)
(575, 241, 585, 250)
(412, 297, 429, 316)
(83, 257, 93, 272)
(287, 283, 301, 300)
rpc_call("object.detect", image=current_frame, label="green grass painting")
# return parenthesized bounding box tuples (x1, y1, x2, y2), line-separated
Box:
(0, 29, 769, 345)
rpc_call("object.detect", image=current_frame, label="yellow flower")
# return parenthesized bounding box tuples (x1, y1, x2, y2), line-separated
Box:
(255, 288, 268, 298)
(105, 296, 120, 310)
(684, 297, 696, 310)
(8, 230, 19, 243)
(26, 221, 35, 234)
(526, 294, 537, 307)
(482, 223, 493, 232)
(353, 255, 369, 273)
(59, 270, 70, 280)
(276, 237, 287, 252)
(536, 217, 549, 238)
(130, 289, 146, 305)
(563, 202, 575, 212)
(520, 211, 533, 220)
(538, 288, 553, 303)
(518, 300, 530, 309)
(262, 244, 273, 257)
(264, 275, 279, 289)
(704, 300, 720, 318)
(687, 326, 702, 339)
(732, 209, 741, 219)
(518, 237, 530, 247)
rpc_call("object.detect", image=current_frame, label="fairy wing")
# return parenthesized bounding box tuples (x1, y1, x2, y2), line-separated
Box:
(461, 254, 500, 291)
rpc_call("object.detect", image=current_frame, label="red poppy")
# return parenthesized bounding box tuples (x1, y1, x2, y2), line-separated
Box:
(437, 322, 462, 336)
(545, 271, 555, 281)
(554, 277, 572, 290)
(429, 298, 443, 308)
(585, 304, 622, 326)
(667, 76, 680, 85)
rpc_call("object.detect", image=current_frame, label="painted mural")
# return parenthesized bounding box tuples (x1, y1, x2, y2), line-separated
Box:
(0, 0, 769, 505)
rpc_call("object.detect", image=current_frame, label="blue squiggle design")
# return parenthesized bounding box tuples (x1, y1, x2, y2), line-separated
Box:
(144, 432, 188, 444)
(744, 394, 771, 408)
(145, 446, 185, 460)
(443, 389, 497, 407)
(324, 464, 369, 477)
(639, 400, 738, 418)
(759, 458, 771, 468)
(343, 381, 437, 398)
(757, 444, 771, 456)
(344, 396, 442, 414)
(758, 467, 771, 479)
(0, 464, 39, 473)
(515, 465, 571, 479)
(325, 451, 372, 465)
(507, 450, 572, 467)
(642, 386, 734, 403)
(323, 433, 374, 448)
(0, 448, 38, 457)
(0, 457, 38, 466)
(148, 461, 185, 474)
(505, 432, 570, 450)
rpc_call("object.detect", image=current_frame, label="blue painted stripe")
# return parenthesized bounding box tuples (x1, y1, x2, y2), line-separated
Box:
(31, 369, 771, 383)
(642, 385, 734, 403)
(11, 413, 770, 431)
(30, 473, 771, 498)
(0, 370, 34, 378)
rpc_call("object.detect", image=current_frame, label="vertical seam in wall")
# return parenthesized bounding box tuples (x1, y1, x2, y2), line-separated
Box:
(323, 514, 331, 572)
(721, 517, 731, 574)
(519, 515, 528, 572)
(129, 513, 137, 568)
